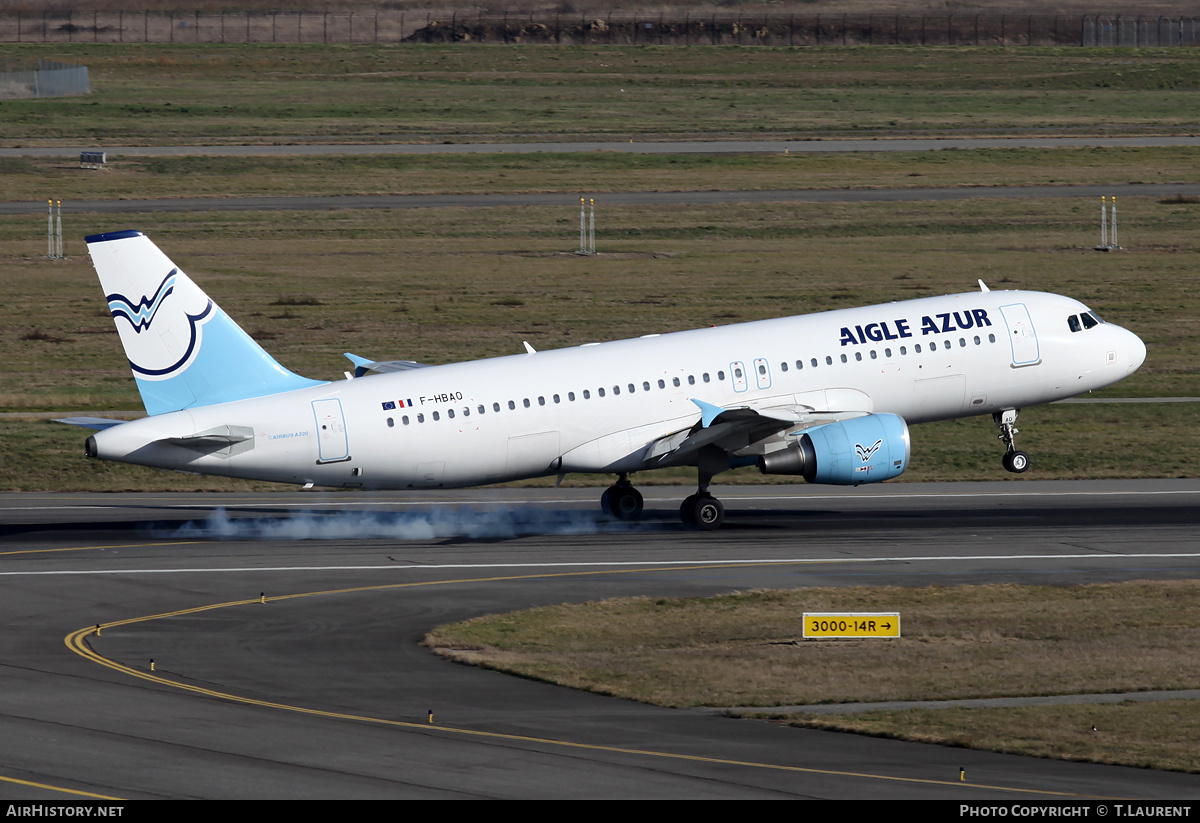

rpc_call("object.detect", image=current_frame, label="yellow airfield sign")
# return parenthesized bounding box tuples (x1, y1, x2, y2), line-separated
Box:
(803, 612, 901, 639)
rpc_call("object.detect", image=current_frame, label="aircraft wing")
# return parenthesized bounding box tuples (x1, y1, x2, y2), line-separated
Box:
(646, 399, 869, 468)
(344, 352, 434, 377)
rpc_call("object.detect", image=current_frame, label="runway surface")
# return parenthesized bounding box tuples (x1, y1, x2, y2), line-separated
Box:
(3, 479, 1200, 799)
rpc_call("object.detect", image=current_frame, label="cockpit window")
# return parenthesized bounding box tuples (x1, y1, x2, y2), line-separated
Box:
(1081, 311, 1100, 329)
(1068, 314, 1082, 332)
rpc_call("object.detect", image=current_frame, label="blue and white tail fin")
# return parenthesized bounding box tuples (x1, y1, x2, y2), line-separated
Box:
(86, 230, 324, 415)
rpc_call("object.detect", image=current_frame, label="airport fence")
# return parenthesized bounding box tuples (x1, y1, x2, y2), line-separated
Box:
(0, 11, 1197, 47)
(0, 59, 89, 99)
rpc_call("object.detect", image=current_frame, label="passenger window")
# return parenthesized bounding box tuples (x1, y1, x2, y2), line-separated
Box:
(553, 394, 560, 404)
(432, 411, 440, 421)
(988, 334, 996, 343)
(657, 380, 665, 389)
(599, 388, 606, 397)
(478, 405, 485, 414)
(825, 356, 832, 365)
(568, 392, 576, 401)
(884, 348, 892, 358)
(447, 409, 455, 419)
(508, 400, 516, 410)
(870, 350, 877, 360)
(538, 396, 545, 406)
(688, 375, 695, 385)
(840, 354, 848, 363)
(583, 390, 591, 399)
(523, 398, 531, 407)
(417, 413, 425, 423)
(915, 344, 922, 353)
(403, 415, 410, 425)
(974, 336, 980, 345)
(780, 362, 788, 372)
(673, 377, 681, 387)
(702, 373, 710, 383)
(811, 358, 818, 368)
(493, 402, 501, 412)
(387, 417, 394, 428)
(643, 382, 650, 391)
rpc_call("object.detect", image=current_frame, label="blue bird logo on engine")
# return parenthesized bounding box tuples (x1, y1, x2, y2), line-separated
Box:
(855, 439, 883, 462)
(106, 268, 213, 378)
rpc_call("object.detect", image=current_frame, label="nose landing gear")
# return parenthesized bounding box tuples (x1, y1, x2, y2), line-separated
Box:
(994, 409, 1030, 474)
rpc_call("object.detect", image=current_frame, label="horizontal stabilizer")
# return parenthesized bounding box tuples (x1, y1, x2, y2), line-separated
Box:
(54, 417, 128, 431)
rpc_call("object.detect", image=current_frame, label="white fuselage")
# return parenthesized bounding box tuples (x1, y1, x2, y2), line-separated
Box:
(89, 289, 1145, 490)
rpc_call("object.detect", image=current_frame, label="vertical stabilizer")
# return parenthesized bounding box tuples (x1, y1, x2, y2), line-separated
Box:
(86, 230, 324, 415)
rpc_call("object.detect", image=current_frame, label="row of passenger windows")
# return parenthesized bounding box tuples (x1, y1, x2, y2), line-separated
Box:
(383, 332, 999, 427)
(780, 333, 998, 370)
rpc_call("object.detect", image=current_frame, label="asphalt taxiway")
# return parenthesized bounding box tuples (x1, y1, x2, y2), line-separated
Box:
(3, 480, 1200, 799)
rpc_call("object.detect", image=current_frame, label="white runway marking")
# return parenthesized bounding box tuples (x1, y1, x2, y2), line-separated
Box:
(5, 552, 1200, 577)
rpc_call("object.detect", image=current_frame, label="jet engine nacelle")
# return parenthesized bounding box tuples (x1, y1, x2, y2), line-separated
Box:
(758, 413, 910, 485)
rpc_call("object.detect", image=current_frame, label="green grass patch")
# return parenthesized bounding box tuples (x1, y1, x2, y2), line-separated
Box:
(6, 146, 1200, 202)
(5, 44, 1200, 145)
(426, 580, 1200, 772)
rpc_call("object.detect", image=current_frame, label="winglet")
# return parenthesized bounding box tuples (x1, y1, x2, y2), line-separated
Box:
(523, 341, 537, 355)
(978, 279, 990, 293)
(344, 352, 373, 377)
(691, 398, 725, 428)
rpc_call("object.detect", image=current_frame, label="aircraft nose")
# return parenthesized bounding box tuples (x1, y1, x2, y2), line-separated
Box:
(1128, 328, 1147, 374)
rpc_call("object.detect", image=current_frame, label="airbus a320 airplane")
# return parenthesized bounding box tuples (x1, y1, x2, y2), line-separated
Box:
(63, 230, 1146, 529)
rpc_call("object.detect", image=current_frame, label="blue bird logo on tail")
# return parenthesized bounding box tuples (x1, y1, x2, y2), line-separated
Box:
(106, 268, 213, 378)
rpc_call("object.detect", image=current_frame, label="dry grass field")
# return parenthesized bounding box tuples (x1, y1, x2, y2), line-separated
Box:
(427, 580, 1200, 772)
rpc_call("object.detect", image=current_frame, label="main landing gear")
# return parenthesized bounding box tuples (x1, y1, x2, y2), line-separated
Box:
(680, 456, 726, 530)
(600, 475, 644, 520)
(993, 409, 1030, 474)
(599, 471, 728, 530)
(679, 492, 724, 530)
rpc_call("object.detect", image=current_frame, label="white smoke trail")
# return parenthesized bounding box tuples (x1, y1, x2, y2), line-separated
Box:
(164, 505, 654, 541)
